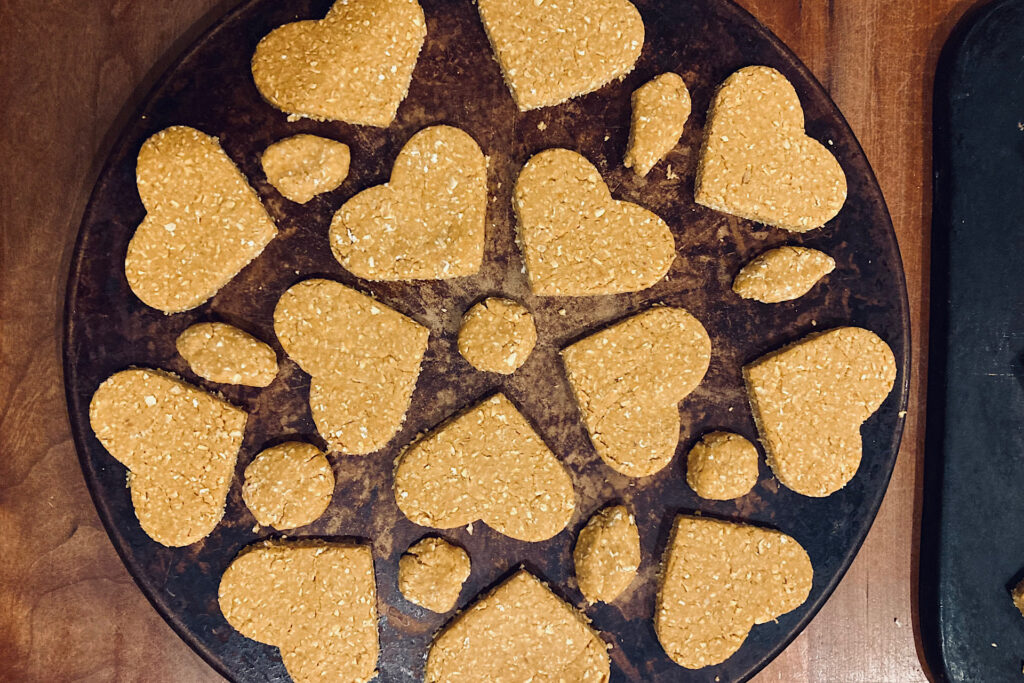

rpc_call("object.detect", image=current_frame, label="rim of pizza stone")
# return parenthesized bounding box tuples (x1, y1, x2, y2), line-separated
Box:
(61, 0, 912, 680)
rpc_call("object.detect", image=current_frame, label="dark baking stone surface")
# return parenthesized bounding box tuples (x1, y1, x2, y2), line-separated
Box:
(923, 1, 1024, 680)
(63, 0, 909, 680)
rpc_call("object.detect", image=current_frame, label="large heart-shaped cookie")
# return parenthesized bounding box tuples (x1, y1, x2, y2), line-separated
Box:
(426, 570, 610, 682)
(477, 0, 644, 110)
(562, 307, 711, 476)
(126, 126, 277, 313)
(744, 327, 897, 497)
(274, 279, 429, 454)
(655, 516, 813, 669)
(330, 126, 487, 280)
(515, 149, 675, 296)
(218, 541, 378, 683)
(394, 394, 575, 541)
(89, 368, 247, 546)
(251, 0, 426, 126)
(695, 66, 847, 232)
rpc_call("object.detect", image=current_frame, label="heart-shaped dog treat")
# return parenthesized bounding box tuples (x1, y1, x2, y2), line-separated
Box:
(261, 134, 351, 204)
(477, 0, 644, 110)
(274, 279, 429, 454)
(176, 322, 278, 387)
(251, 0, 426, 126)
(89, 368, 247, 546)
(744, 327, 897, 497)
(624, 72, 691, 177)
(562, 307, 711, 477)
(733, 246, 835, 303)
(655, 516, 813, 669)
(219, 541, 378, 683)
(573, 505, 641, 604)
(125, 126, 277, 313)
(426, 570, 610, 682)
(330, 126, 487, 281)
(394, 393, 575, 542)
(695, 66, 847, 232)
(515, 149, 675, 296)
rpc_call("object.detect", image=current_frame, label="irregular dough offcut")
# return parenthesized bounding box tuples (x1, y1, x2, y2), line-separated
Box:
(573, 505, 641, 604)
(398, 537, 471, 613)
(733, 246, 835, 303)
(624, 72, 691, 177)
(261, 134, 351, 203)
(242, 442, 334, 530)
(457, 297, 537, 374)
(176, 322, 278, 387)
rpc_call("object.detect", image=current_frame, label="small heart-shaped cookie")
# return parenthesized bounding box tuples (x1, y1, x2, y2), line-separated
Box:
(274, 279, 429, 454)
(562, 307, 711, 476)
(218, 541, 378, 683)
(744, 327, 897, 497)
(330, 126, 487, 281)
(655, 516, 813, 669)
(126, 126, 278, 313)
(695, 66, 847, 232)
(477, 0, 644, 110)
(89, 368, 247, 546)
(515, 149, 675, 296)
(251, 0, 426, 126)
(733, 246, 835, 303)
(394, 393, 575, 541)
(427, 570, 610, 682)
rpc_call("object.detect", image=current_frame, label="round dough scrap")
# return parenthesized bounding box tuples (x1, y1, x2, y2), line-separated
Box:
(88, 368, 247, 547)
(695, 66, 847, 232)
(218, 540, 379, 683)
(126, 126, 278, 313)
(573, 505, 641, 604)
(457, 298, 537, 374)
(624, 72, 692, 177)
(733, 246, 836, 303)
(685, 432, 759, 501)
(251, 0, 426, 126)
(242, 442, 334, 530)
(426, 570, 610, 682)
(176, 322, 278, 387)
(398, 537, 471, 613)
(261, 134, 351, 203)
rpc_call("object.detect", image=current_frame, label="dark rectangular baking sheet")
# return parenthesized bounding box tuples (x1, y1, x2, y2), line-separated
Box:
(923, 0, 1024, 680)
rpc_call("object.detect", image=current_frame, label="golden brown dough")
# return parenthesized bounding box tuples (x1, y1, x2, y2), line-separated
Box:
(624, 73, 691, 177)
(457, 298, 537, 374)
(733, 246, 835, 303)
(261, 134, 351, 203)
(573, 505, 640, 604)
(176, 322, 278, 387)
(242, 442, 334, 530)
(398, 537, 471, 612)
(686, 432, 759, 501)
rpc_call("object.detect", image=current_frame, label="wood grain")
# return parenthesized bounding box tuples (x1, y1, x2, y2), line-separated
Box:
(0, 0, 974, 680)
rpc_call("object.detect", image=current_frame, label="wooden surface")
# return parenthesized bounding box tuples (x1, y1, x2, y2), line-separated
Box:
(0, 0, 973, 680)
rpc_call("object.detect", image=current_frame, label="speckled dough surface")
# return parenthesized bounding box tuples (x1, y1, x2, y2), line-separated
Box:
(515, 148, 675, 296)
(125, 126, 277, 313)
(261, 134, 351, 203)
(330, 125, 487, 281)
(457, 297, 537, 374)
(176, 322, 278, 387)
(394, 393, 575, 542)
(218, 541, 379, 683)
(477, 0, 643, 110)
(695, 66, 847, 232)
(562, 307, 712, 477)
(241, 442, 334, 530)
(744, 327, 897, 497)
(573, 505, 641, 604)
(733, 246, 835, 303)
(398, 537, 471, 612)
(685, 431, 759, 500)
(250, 0, 426, 126)
(426, 570, 610, 682)
(89, 368, 247, 547)
(273, 279, 429, 454)
(655, 516, 813, 670)
(624, 72, 691, 176)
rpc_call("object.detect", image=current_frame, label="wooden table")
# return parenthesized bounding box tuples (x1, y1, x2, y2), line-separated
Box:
(0, 0, 970, 680)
